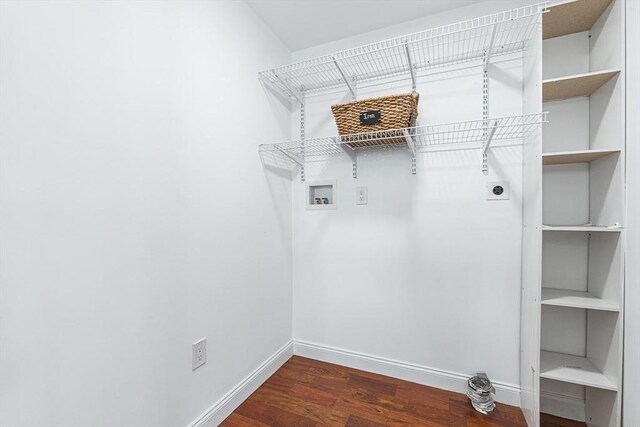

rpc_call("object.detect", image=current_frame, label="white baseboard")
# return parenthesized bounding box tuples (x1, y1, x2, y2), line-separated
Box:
(188, 340, 293, 427)
(293, 340, 521, 407)
(540, 390, 586, 422)
(188, 338, 523, 427)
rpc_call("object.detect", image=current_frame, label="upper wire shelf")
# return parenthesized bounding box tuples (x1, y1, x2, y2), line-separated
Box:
(259, 112, 548, 167)
(259, 3, 546, 101)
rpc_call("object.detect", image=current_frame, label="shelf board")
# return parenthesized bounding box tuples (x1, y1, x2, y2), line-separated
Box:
(540, 351, 618, 391)
(541, 288, 619, 312)
(542, 225, 622, 232)
(259, 4, 544, 100)
(259, 113, 547, 165)
(542, 148, 620, 165)
(543, 0, 614, 40)
(543, 70, 620, 102)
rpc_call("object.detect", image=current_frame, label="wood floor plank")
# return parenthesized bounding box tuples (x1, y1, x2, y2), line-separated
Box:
(231, 399, 318, 427)
(288, 382, 339, 406)
(450, 399, 523, 427)
(221, 356, 581, 427)
(272, 362, 315, 384)
(348, 373, 398, 397)
(395, 383, 454, 408)
(260, 374, 299, 396)
(344, 414, 388, 427)
(332, 393, 421, 426)
(540, 413, 588, 427)
(403, 400, 464, 426)
(248, 387, 343, 425)
(221, 413, 271, 427)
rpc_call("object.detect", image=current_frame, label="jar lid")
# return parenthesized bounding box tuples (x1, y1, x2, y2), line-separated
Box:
(468, 376, 493, 393)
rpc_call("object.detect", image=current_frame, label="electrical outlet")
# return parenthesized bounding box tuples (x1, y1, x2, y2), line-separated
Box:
(192, 338, 206, 371)
(356, 187, 368, 205)
(487, 181, 509, 200)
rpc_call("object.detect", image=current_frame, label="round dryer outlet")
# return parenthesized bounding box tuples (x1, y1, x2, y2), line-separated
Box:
(487, 181, 509, 200)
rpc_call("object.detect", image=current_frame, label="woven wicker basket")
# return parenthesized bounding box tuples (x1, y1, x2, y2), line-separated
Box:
(331, 93, 419, 148)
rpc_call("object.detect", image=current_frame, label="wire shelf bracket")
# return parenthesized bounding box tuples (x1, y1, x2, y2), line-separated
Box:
(339, 143, 358, 178)
(332, 57, 357, 100)
(275, 145, 304, 167)
(484, 20, 499, 72)
(482, 120, 499, 173)
(403, 129, 417, 174)
(275, 74, 304, 105)
(483, 120, 500, 154)
(404, 43, 417, 93)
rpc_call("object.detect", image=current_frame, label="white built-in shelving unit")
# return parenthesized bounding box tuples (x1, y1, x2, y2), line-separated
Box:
(521, 0, 625, 426)
(258, 4, 547, 180)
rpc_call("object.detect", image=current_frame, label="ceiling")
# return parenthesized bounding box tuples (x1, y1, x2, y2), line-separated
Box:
(245, 0, 486, 51)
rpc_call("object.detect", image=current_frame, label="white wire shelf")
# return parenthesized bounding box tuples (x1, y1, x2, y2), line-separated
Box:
(259, 112, 547, 173)
(259, 3, 546, 101)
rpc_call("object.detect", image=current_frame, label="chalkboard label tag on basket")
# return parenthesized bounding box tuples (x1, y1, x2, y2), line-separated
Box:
(359, 110, 381, 125)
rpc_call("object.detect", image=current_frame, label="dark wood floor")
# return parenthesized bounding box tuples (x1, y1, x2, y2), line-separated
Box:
(221, 356, 586, 426)
(539, 413, 588, 427)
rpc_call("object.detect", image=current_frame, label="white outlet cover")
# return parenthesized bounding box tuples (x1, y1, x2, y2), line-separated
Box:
(192, 338, 207, 371)
(356, 187, 368, 205)
(487, 181, 509, 200)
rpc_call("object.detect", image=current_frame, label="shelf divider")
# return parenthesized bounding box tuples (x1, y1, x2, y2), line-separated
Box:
(540, 351, 618, 391)
(543, 0, 614, 40)
(542, 149, 620, 165)
(542, 225, 622, 232)
(541, 288, 620, 312)
(543, 69, 620, 102)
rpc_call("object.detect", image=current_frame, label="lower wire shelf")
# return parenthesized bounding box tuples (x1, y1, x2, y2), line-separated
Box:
(258, 112, 547, 177)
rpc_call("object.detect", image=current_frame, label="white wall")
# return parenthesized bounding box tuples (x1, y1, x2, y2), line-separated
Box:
(0, 2, 292, 426)
(290, 0, 533, 402)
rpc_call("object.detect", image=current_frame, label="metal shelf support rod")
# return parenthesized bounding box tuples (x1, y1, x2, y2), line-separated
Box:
(300, 97, 306, 182)
(403, 130, 417, 175)
(275, 74, 304, 104)
(275, 146, 304, 167)
(403, 130, 417, 156)
(404, 44, 417, 93)
(484, 21, 499, 71)
(337, 142, 358, 179)
(332, 56, 357, 99)
(483, 120, 499, 154)
(482, 120, 498, 173)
